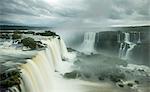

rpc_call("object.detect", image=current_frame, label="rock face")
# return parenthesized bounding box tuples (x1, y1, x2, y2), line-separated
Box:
(0, 70, 21, 91)
(64, 71, 81, 79)
(94, 26, 150, 66)
(131, 43, 150, 66)
(95, 31, 120, 55)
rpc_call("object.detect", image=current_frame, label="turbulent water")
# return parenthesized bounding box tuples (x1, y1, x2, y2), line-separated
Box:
(119, 32, 137, 60)
(0, 30, 150, 92)
(19, 37, 73, 92)
(80, 32, 96, 54)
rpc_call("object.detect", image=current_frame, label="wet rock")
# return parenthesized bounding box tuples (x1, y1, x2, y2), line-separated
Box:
(118, 83, 124, 88)
(98, 76, 105, 80)
(109, 76, 122, 83)
(0, 70, 21, 88)
(109, 72, 125, 83)
(127, 83, 133, 87)
(0, 87, 8, 92)
(134, 80, 139, 84)
(67, 48, 77, 52)
(64, 71, 81, 79)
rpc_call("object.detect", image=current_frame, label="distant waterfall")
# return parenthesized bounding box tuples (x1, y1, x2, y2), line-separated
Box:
(9, 86, 20, 92)
(137, 32, 141, 43)
(133, 32, 137, 43)
(119, 32, 130, 59)
(119, 43, 124, 58)
(124, 32, 130, 44)
(18, 37, 72, 92)
(81, 32, 96, 54)
(118, 32, 136, 60)
(125, 43, 136, 59)
(117, 34, 121, 43)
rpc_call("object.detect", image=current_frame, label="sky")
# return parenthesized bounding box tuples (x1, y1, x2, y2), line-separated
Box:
(0, 0, 150, 28)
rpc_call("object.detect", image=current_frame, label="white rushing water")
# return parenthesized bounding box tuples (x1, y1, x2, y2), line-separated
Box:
(119, 32, 136, 60)
(80, 32, 96, 54)
(119, 43, 124, 58)
(2, 33, 149, 92)
(19, 37, 76, 92)
(125, 43, 136, 60)
(118, 33, 121, 43)
(124, 32, 130, 44)
(19, 37, 126, 92)
(137, 32, 141, 43)
(9, 86, 20, 92)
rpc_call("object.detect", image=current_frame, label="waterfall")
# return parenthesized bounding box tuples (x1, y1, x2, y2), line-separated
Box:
(60, 39, 70, 59)
(137, 32, 141, 43)
(124, 32, 130, 44)
(9, 86, 20, 92)
(125, 43, 136, 60)
(119, 43, 127, 59)
(118, 32, 130, 59)
(118, 33, 121, 43)
(119, 32, 136, 60)
(133, 32, 137, 43)
(20, 80, 26, 92)
(18, 37, 74, 92)
(81, 32, 96, 54)
(119, 43, 123, 58)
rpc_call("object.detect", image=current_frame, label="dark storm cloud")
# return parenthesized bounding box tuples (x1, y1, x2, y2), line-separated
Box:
(0, 0, 149, 27)
(0, 0, 82, 26)
(59, 0, 150, 28)
(81, 0, 150, 22)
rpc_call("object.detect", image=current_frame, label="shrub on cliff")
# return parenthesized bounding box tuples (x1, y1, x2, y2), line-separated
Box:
(0, 70, 21, 88)
(21, 37, 36, 49)
(12, 33, 21, 39)
(64, 71, 81, 79)
(0, 34, 10, 39)
(36, 31, 58, 36)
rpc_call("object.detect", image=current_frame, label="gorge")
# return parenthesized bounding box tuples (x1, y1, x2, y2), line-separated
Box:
(0, 25, 150, 92)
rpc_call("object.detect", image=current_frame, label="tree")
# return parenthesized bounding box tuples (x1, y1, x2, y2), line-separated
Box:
(21, 37, 36, 49)
(12, 33, 21, 39)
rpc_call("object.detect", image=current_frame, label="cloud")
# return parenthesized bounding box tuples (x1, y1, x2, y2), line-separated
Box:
(0, 0, 150, 27)
(0, 0, 83, 26)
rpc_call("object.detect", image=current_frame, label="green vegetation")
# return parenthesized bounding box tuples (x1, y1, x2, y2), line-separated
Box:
(24, 31, 35, 34)
(0, 34, 10, 39)
(36, 31, 58, 36)
(21, 37, 36, 49)
(12, 33, 21, 39)
(0, 70, 21, 88)
(21, 37, 45, 50)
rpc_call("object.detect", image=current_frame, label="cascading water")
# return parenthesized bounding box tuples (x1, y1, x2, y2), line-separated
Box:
(1, 31, 150, 92)
(18, 37, 74, 92)
(118, 33, 121, 43)
(118, 43, 123, 58)
(20, 80, 26, 92)
(118, 32, 136, 60)
(125, 43, 136, 60)
(80, 32, 96, 54)
(9, 86, 20, 92)
(124, 32, 130, 44)
(137, 32, 141, 43)
(118, 32, 129, 59)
